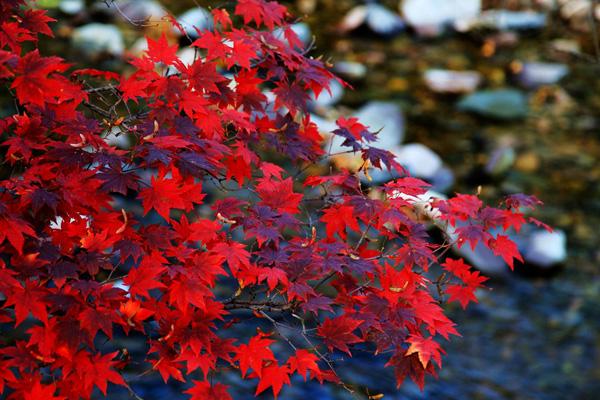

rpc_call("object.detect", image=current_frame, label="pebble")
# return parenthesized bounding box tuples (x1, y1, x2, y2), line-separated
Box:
(176, 7, 214, 38)
(455, 10, 547, 32)
(523, 230, 567, 268)
(458, 89, 528, 120)
(485, 145, 516, 176)
(394, 143, 443, 180)
(273, 22, 312, 48)
(310, 78, 345, 108)
(114, 0, 166, 23)
(516, 62, 569, 88)
(354, 101, 405, 149)
(71, 23, 125, 58)
(401, 0, 481, 36)
(333, 61, 367, 80)
(340, 3, 405, 36)
(424, 69, 482, 93)
(59, 0, 83, 14)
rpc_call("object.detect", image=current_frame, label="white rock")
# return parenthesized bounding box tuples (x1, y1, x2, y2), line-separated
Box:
(176, 47, 198, 67)
(310, 78, 345, 108)
(456, 10, 547, 32)
(115, 0, 166, 23)
(340, 4, 404, 36)
(424, 69, 482, 93)
(273, 22, 312, 48)
(517, 62, 569, 88)
(334, 61, 367, 80)
(394, 143, 442, 179)
(72, 23, 124, 57)
(59, 0, 84, 14)
(430, 165, 455, 192)
(523, 230, 567, 267)
(354, 101, 405, 149)
(176, 8, 213, 38)
(402, 0, 480, 35)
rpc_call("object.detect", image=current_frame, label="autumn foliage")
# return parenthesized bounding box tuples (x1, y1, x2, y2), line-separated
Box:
(0, 1, 546, 399)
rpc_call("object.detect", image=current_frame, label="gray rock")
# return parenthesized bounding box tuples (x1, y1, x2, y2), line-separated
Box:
(517, 62, 569, 88)
(340, 3, 405, 36)
(402, 0, 481, 36)
(334, 61, 367, 80)
(273, 22, 312, 48)
(310, 78, 345, 108)
(458, 89, 528, 120)
(59, 0, 84, 14)
(176, 7, 213, 37)
(354, 101, 405, 149)
(394, 143, 442, 179)
(430, 165, 455, 192)
(72, 23, 124, 58)
(485, 145, 516, 176)
(523, 229, 567, 267)
(455, 10, 547, 32)
(424, 69, 482, 93)
(116, 0, 166, 23)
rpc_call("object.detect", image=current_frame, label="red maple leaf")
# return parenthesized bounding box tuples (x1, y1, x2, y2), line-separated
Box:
(185, 380, 232, 400)
(287, 349, 321, 381)
(317, 316, 363, 355)
(255, 363, 291, 398)
(234, 0, 287, 30)
(235, 335, 275, 377)
(405, 334, 445, 369)
(488, 234, 523, 270)
(146, 33, 179, 66)
(321, 204, 360, 240)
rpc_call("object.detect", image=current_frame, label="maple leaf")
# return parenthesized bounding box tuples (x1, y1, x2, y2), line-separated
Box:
(234, 0, 287, 30)
(185, 380, 232, 400)
(441, 258, 471, 279)
(445, 284, 477, 309)
(255, 363, 291, 398)
(321, 204, 360, 240)
(211, 241, 250, 275)
(256, 177, 303, 215)
(235, 335, 276, 377)
(12, 50, 72, 105)
(4, 280, 47, 326)
(0, 216, 36, 254)
(146, 33, 179, 66)
(317, 316, 363, 355)
(20, 9, 55, 38)
(287, 349, 321, 381)
(123, 257, 166, 299)
(23, 381, 65, 400)
(405, 334, 445, 369)
(138, 171, 205, 221)
(488, 234, 523, 270)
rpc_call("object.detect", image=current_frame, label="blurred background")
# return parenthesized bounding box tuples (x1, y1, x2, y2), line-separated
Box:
(27, 0, 600, 398)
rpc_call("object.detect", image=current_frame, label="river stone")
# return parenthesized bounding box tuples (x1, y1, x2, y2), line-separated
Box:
(273, 22, 312, 48)
(523, 229, 567, 267)
(334, 61, 367, 80)
(340, 3, 405, 36)
(401, 0, 481, 35)
(72, 23, 124, 58)
(455, 10, 547, 32)
(310, 78, 345, 108)
(176, 7, 213, 37)
(458, 89, 528, 120)
(59, 0, 83, 14)
(355, 101, 405, 149)
(424, 69, 482, 93)
(394, 143, 442, 179)
(517, 62, 569, 88)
